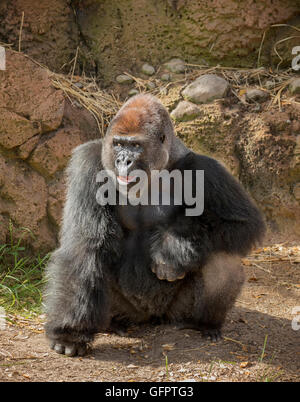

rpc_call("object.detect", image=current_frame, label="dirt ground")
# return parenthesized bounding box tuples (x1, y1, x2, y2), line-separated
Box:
(0, 239, 299, 383)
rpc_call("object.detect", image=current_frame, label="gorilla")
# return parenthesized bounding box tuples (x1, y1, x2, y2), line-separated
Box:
(44, 94, 265, 356)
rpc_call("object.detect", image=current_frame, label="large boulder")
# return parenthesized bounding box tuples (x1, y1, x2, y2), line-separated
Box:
(182, 75, 230, 104)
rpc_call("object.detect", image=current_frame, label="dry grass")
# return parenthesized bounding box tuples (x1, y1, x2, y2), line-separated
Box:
(50, 73, 121, 135)
(246, 244, 300, 265)
(242, 244, 300, 289)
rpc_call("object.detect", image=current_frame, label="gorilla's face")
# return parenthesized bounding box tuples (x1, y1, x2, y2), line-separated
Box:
(102, 94, 173, 195)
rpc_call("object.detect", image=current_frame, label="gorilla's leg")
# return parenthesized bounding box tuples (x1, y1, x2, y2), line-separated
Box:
(167, 253, 245, 341)
(197, 253, 245, 340)
(107, 279, 153, 336)
(44, 245, 110, 356)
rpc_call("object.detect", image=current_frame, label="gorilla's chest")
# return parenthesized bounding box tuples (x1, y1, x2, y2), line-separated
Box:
(116, 203, 174, 231)
(115, 204, 171, 279)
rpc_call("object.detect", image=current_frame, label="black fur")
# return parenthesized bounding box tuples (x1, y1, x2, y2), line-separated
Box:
(44, 95, 265, 355)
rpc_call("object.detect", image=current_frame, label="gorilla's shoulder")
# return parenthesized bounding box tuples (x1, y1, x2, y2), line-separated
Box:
(67, 139, 104, 175)
(175, 151, 228, 177)
(71, 139, 103, 164)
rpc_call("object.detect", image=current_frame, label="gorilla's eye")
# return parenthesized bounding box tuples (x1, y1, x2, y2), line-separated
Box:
(134, 143, 140, 148)
(160, 134, 165, 143)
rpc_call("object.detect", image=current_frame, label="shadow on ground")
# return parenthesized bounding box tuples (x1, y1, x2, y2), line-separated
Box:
(90, 306, 299, 377)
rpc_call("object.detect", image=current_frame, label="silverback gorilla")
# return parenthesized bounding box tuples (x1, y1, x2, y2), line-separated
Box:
(44, 94, 265, 356)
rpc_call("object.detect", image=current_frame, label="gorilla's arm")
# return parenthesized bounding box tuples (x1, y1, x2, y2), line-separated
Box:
(151, 153, 265, 281)
(45, 140, 122, 355)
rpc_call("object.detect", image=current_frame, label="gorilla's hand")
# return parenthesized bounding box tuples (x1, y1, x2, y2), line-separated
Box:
(151, 258, 186, 282)
(150, 229, 199, 281)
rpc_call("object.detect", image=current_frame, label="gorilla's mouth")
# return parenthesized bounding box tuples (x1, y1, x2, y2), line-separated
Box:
(117, 175, 136, 185)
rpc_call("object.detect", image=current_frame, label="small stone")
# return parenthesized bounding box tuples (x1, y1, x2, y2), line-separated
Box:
(159, 87, 168, 96)
(161, 73, 171, 82)
(141, 63, 155, 76)
(289, 78, 300, 95)
(245, 88, 269, 103)
(252, 104, 261, 112)
(265, 80, 275, 90)
(128, 89, 139, 97)
(146, 81, 156, 90)
(116, 74, 134, 84)
(164, 58, 186, 74)
(170, 101, 201, 122)
(74, 82, 84, 89)
(182, 74, 229, 104)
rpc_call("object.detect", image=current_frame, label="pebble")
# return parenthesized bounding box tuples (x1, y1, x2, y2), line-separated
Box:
(164, 58, 186, 74)
(146, 81, 156, 90)
(74, 82, 83, 89)
(170, 100, 201, 122)
(128, 88, 139, 96)
(265, 80, 275, 90)
(161, 73, 171, 82)
(141, 63, 155, 76)
(289, 78, 300, 95)
(116, 74, 134, 84)
(245, 88, 269, 103)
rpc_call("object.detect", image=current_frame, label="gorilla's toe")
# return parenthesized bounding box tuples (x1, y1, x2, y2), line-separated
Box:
(51, 342, 88, 357)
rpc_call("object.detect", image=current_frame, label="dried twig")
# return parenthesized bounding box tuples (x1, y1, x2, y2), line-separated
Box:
(18, 12, 25, 52)
(71, 46, 79, 82)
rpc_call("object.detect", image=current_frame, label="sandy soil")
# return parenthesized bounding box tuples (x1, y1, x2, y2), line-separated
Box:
(0, 242, 299, 383)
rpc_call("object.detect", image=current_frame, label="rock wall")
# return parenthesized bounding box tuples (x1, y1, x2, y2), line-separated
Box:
(0, 1, 299, 84)
(0, 0, 81, 74)
(76, 0, 299, 83)
(0, 51, 98, 251)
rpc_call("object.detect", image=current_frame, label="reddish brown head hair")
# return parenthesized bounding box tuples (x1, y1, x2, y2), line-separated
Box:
(109, 94, 159, 137)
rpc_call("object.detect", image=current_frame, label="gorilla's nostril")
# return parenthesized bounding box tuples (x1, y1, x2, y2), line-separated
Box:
(127, 160, 132, 166)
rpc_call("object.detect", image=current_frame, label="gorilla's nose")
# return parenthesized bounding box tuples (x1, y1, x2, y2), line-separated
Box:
(115, 155, 134, 173)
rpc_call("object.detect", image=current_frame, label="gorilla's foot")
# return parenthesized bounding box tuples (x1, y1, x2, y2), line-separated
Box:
(108, 321, 129, 337)
(152, 263, 186, 282)
(175, 322, 222, 342)
(199, 325, 222, 342)
(50, 341, 88, 357)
